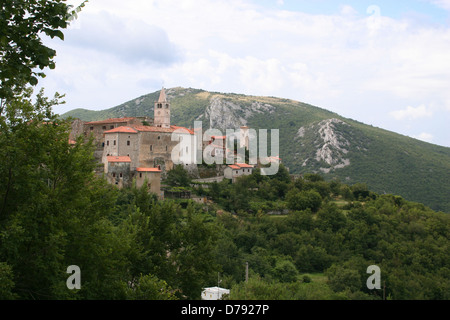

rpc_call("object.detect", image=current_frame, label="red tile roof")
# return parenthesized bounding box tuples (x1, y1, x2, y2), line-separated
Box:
(104, 126, 138, 134)
(235, 163, 254, 168)
(228, 165, 241, 170)
(137, 168, 162, 172)
(107, 156, 131, 163)
(171, 125, 194, 135)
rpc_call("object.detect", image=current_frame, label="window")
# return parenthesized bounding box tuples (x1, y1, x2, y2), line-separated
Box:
(110, 125, 114, 129)
(139, 173, 142, 178)
(107, 141, 109, 146)
(90, 127, 94, 131)
(112, 173, 116, 178)
(120, 173, 123, 178)
(166, 145, 168, 151)
(114, 140, 116, 146)
(165, 104, 169, 108)
(127, 141, 130, 146)
(150, 145, 153, 152)
(186, 146, 188, 153)
(102, 126, 106, 130)
(158, 136, 161, 140)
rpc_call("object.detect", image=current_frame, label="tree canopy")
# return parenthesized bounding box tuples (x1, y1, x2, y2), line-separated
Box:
(0, 0, 88, 101)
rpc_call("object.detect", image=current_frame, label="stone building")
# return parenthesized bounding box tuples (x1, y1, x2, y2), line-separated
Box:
(135, 167, 162, 198)
(71, 88, 195, 197)
(224, 163, 254, 183)
(105, 156, 132, 189)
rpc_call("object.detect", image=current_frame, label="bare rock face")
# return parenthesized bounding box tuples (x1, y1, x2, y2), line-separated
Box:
(203, 97, 276, 131)
(205, 97, 247, 130)
(295, 118, 352, 173)
(315, 119, 350, 166)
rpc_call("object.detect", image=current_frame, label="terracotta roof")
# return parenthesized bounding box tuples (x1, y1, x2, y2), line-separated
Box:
(171, 125, 194, 135)
(85, 117, 136, 125)
(228, 165, 241, 170)
(107, 156, 131, 163)
(104, 126, 138, 134)
(235, 163, 254, 168)
(268, 156, 281, 162)
(212, 136, 226, 140)
(137, 168, 162, 173)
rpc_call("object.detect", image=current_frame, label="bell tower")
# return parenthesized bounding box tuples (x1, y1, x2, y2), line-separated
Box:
(154, 87, 170, 128)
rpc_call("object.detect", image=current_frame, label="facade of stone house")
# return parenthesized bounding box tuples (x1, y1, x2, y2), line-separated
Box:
(105, 156, 132, 189)
(135, 167, 162, 198)
(224, 163, 254, 182)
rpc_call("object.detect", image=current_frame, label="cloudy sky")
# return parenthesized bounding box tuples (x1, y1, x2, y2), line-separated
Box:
(39, 0, 450, 147)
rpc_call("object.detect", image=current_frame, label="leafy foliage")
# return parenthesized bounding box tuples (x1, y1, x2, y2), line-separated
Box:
(0, 0, 87, 101)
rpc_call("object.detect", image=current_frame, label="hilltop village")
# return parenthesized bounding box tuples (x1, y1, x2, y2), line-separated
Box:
(68, 88, 275, 198)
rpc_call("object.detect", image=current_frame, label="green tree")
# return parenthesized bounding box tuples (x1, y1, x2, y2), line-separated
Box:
(326, 264, 362, 293)
(0, 0, 88, 101)
(286, 189, 322, 212)
(0, 89, 133, 299)
(123, 274, 178, 300)
(166, 164, 192, 187)
(0, 262, 17, 299)
(272, 259, 299, 283)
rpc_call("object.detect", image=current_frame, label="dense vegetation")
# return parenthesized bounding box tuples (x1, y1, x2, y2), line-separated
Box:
(1, 0, 448, 301)
(191, 166, 450, 300)
(1, 119, 449, 300)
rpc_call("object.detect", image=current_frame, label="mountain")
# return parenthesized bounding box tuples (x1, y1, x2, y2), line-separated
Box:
(61, 87, 450, 213)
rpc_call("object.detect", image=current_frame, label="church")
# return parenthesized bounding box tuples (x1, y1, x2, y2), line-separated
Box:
(70, 88, 195, 198)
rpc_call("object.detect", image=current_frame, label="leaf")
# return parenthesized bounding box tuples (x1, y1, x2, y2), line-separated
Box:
(29, 76, 38, 86)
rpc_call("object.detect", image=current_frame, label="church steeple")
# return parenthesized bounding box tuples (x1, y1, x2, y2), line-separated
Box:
(154, 87, 170, 128)
(158, 87, 167, 103)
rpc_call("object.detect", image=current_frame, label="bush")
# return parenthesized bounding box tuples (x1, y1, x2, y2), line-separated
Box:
(286, 189, 322, 212)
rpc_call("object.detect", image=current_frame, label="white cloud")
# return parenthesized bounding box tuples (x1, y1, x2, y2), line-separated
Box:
(390, 105, 434, 120)
(413, 132, 434, 143)
(427, 0, 450, 10)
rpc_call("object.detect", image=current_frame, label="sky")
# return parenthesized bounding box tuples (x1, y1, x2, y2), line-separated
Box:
(38, 0, 450, 147)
